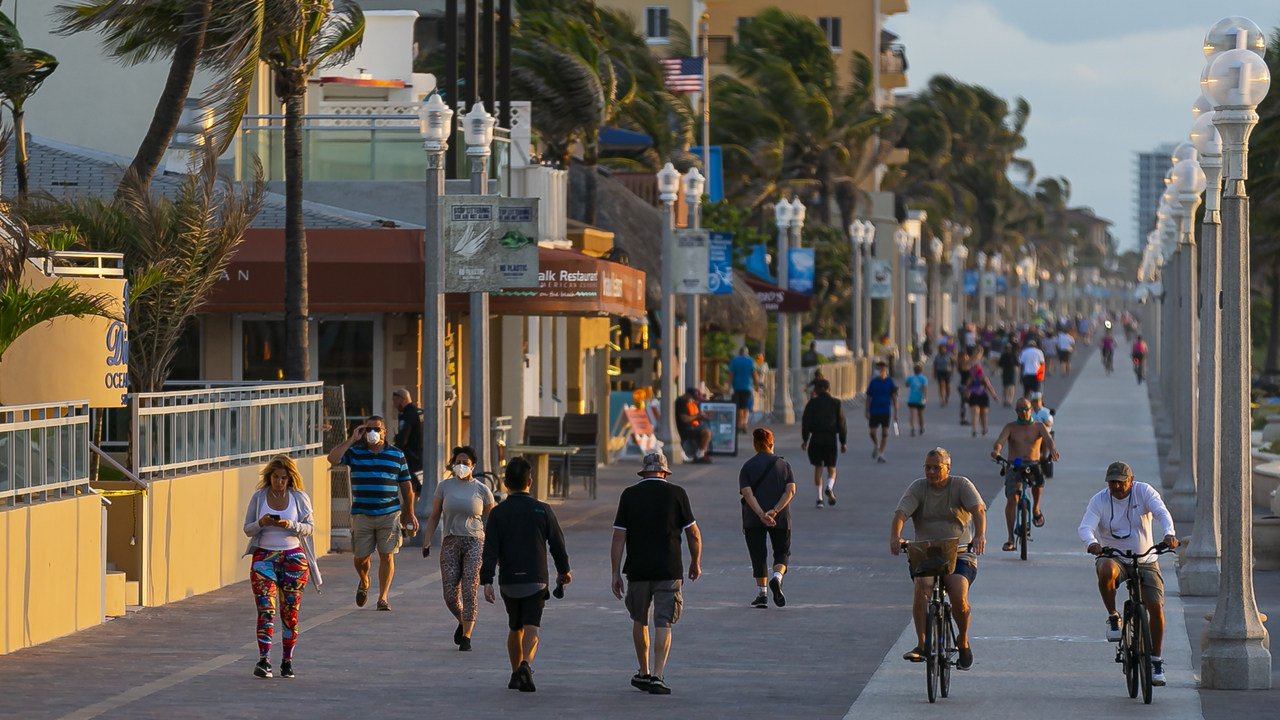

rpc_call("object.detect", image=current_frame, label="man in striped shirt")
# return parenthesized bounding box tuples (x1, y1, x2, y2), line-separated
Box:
(328, 415, 416, 611)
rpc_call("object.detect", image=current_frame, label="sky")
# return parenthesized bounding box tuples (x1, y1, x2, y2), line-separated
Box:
(885, 0, 1280, 251)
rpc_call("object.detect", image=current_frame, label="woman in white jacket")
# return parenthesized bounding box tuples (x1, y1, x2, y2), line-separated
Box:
(242, 454, 324, 679)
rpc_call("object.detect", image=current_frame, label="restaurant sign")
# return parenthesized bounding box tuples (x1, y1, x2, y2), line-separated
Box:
(442, 196, 540, 292)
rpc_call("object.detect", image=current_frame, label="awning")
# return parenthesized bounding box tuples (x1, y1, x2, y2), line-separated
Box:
(741, 274, 813, 313)
(204, 229, 645, 318)
(599, 126, 653, 147)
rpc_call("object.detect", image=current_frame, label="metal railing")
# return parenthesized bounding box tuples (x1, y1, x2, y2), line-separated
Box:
(754, 360, 867, 422)
(40, 251, 125, 278)
(881, 44, 908, 74)
(0, 401, 91, 503)
(131, 383, 324, 480)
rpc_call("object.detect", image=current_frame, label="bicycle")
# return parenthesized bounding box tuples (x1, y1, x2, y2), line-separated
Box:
(1132, 356, 1145, 384)
(1098, 544, 1173, 704)
(1102, 347, 1114, 375)
(993, 456, 1038, 561)
(901, 539, 966, 703)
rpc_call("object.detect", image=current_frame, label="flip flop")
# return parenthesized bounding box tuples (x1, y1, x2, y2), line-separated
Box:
(1033, 513, 1046, 528)
(1002, 542, 1016, 552)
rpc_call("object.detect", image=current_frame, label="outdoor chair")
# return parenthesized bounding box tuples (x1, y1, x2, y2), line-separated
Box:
(523, 416, 568, 496)
(563, 413, 600, 499)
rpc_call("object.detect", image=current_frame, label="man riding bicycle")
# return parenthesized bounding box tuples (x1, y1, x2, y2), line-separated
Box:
(991, 399, 1058, 551)
(890, 448, 987, 670)
(1131, 336, 1148, 384)
(1101, 330, 1116, 373)
(1078, 462, 1178, 686)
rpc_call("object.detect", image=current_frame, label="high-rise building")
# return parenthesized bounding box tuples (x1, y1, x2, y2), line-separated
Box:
(1133, 143, 1176, 248)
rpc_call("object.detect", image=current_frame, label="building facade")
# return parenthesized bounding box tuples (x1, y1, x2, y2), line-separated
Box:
(1134, 143, 1176, 247)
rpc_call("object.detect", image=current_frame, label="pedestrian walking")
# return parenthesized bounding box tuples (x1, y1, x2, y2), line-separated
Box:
(739, 429, 796, 608)
(801, 378, 847, 508)
(392, 388, 424, 496)
(327, 416, 416, 612)
(241, 454, 323, 679)
(864, 361, 897, 463)
(906, 363, 929, 437)
(611, 453, 702, 695)
(423, 446, 495, 651)
(934, 339, 955, 408)
(1019, 339, 1046, 397)
(728, 347, 762, 434)
(966, 365, 999, 437)
(998, 342, 1020, 407)
(481, 458, 571, 692)
(956, 351, 974, 425)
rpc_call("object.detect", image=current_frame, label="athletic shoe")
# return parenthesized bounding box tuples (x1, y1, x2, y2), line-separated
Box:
(454, 623, 464, 646)
(253, 658, 272, 678)
(768, 575, 786, 608)
(648, 677, 672, 695)
(509, 670, 521, 690)
(459, 636, 472, 651)
(815, 499, 825, 509)
(751, 594, 768, 608)
(1152, 659, 1166, 686)
(517, 662, 536, 692)
(877, 453, 887, 463)
(957, 648, 973, 670)
(910, 428, 916, 437)
(692, 455, 713, 464)
(279, 660, 294, 679)
(355, 586, 368, 607)
(630, 672, 653, 691)
(824, 488, 837, 506)
(871, 447, 878, 460)
(902, 646, 924, 662)
(1106, 614, 1122, 642)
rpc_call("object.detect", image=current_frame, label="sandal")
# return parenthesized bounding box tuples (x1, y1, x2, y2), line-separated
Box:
(1002, 541, 1016, 552)
(1033, 512, 1046, 528)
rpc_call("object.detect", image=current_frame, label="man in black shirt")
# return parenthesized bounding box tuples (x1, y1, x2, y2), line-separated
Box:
(801, 378, 847, 508)
(481, 458, 570, 693)
(739, 429, 796, 608)
(392, 389, 424, 494)
(611, 453, 702, 695)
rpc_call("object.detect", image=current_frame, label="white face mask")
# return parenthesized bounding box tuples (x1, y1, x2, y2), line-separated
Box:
(453, 464, 473, 478)
(365, 430, 382, 445)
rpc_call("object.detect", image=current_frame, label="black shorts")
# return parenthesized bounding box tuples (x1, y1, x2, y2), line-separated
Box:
(1004, 463, 1046, 498)
(908, 402, 925, 410)
(1002, 370, 1017, 387)
(1058, 350, 1072, 362)
(807, 438, 839, 467)
(678, 426, 704, 442)
(502, 588, 548, 630)
(908, 557, 977, 586)
(958, 370, 971, 387)
(733, 390, 753, 411)
(1022, 375, 1041, 392)
(968, 393, 989, 408)
(935, 370, 952, 383)
(744, 526, 792, 578)
(869, 414, 891, 429)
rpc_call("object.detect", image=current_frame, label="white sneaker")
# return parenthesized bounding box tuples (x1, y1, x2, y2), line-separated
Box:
(1151, 659, 1165, 686)
(1105, 614, 1121, 642)
(877, 453, 887, 464)
(815, 499, 825, 509)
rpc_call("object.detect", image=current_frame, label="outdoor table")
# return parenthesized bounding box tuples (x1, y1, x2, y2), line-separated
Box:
(505, 444, 580, 501)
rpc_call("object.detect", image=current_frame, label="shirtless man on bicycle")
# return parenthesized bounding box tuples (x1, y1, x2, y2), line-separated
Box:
(890, 448, 987, 670)
(1078, 462, 1178, 686)
(990, 399, 1059, 551)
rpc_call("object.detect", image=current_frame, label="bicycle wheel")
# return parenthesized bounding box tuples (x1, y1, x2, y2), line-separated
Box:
(1123, 604, 1139, 699)
(1017, 496, 1030, 561)
(924, 602, 938, 703)
(1138, 607, 1154, 704)
(940, 605, 953, 698)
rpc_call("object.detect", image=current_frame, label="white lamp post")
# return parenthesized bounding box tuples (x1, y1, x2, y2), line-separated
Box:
(1169, 156, 1206, 524)
(772, 197, 795, 423)
(859, 221, 876, 357)
(682, 166, 705, 394)
(461, 102, 496, 470)
(849, 220, 868, 359)
(951, 241, 969, 333)
(1201, 14, 1273, 689)
(790, 199, 806, 381)
(976, 251, 988, 328)
(895, 228, 912, 376)
(930, 237, 944, 340)
(657, 162, 683, 458)
(418, 93, 453, 533)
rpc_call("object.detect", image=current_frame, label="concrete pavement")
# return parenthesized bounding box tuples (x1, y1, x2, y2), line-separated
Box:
(844, 350, 1202, 718)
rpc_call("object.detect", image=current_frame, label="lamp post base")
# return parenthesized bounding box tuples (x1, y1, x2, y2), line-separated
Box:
(1201, 637, 1272, 690)
(1175, 555, 1220, 597)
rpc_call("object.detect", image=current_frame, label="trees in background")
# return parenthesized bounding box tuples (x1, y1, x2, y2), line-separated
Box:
(0, 12, 58, 195)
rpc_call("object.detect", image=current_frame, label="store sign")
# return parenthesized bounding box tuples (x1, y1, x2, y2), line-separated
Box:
(908, 258, 927, 295)
(708, 232, 734, 295)
(981, 272, 998, 294)
(995, 275, 1007, 294)
(963, 269, 978, 296)
(442, 196, 540, 292)
(788, 248, 815, 295)
(868, 258, 893, 299)
(674, 229, 710, 294)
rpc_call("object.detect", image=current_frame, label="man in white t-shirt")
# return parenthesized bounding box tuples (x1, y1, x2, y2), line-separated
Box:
(1018, 341, 1045, 397)
(1078, 462, 1178, 687)
(1056, 331, 1075, 376)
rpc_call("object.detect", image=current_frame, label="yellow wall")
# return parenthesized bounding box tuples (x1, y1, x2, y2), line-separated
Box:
(0, 494, 104, 655)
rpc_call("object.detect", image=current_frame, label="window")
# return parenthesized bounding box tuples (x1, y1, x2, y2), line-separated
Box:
(645, 7, 669, 42)
(817, 17, 842, 50)
(737, 17, 753, 33)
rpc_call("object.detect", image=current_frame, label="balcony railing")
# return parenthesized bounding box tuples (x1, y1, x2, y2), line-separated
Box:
(881, 44, 908, 75)
(0, 401, 91, 504)
(131, 382, 324, 480)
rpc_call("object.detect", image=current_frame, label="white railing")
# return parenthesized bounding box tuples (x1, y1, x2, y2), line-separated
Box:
(40, 251, 125, 278)
(754, 360, 868, 423)
(0, 401, 91, 503)
(131, 383, 324, 480)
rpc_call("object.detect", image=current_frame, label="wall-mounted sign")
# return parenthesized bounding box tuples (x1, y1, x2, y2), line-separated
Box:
(908, 258, 926, 295)
(674, 229, 710, 294)
(963, 269, 978, 296)
(443, 196, 540, 292)
(995, 275, 1007, 294)
(981, 272, 997, 294)
(708, 232, 734, 295)
(867, 258, 893, 299)
(788, 248, 815, 295)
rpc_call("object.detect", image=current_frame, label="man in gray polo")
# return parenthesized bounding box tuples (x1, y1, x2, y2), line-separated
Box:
(611, 453, 702, 695)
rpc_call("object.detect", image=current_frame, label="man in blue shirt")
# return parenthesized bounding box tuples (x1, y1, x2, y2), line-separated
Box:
(327, 415, 416, 611)
(728, 347, 761, 435)
(865, 361, 898, 463)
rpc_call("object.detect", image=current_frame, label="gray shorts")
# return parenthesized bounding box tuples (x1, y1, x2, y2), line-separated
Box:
(624, 579, 683, 628)
(352, 511, 403, 558)
(1098, 557, 1164, 606)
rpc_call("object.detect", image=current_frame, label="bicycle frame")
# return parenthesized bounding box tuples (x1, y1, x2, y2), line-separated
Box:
(1100, 544, 1169, 704)
(994, 456, 1037, 560)
(902, 541, 962, 703)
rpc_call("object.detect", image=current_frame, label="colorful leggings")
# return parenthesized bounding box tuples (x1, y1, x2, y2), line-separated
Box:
(440, 535, 483, 623)
(251, 548, 308, 660)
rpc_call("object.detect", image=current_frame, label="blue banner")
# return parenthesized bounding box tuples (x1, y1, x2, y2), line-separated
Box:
(708, 232, 733, 295)
(788, 248, 815, 295)
(1020, 283, 1031, 299)
(963, 269, 979, 296)
(744, 244, 775, 283)
(689, 147, 724, 203)
(996, 276, 1007, 294)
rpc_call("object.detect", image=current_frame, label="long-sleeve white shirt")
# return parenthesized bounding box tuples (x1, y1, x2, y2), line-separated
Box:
(1077, 482, 1175, 563)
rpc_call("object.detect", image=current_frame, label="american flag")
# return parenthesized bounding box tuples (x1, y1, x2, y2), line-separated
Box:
(661, 57, 706, 93)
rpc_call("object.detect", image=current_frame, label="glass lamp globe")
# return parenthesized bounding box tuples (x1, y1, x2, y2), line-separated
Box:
(1193, 90, 1215, 121)
(681, 166, 705, 201)
(1171, 142, 1197, 163)
(462, 103, 496, 149)
(931, 237, 944, 261)
(1203, 16, 1266, 61)
(1207, 48, 1272, 108)
(657, 162, 681, 200)
(1171, 158, 1208, 195)
(774, 197, 793, 227)
(954, 244, 969, 262)
(792, 199, 807, 226)
(1191, 111, 1222, 157)
(417, 93, 454, 143)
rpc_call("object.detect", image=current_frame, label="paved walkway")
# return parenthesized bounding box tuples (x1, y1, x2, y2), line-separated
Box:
(845, 350, 1202, 718)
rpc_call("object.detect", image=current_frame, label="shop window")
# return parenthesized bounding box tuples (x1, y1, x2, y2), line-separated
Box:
(318, 320, 375, 426)
(241, 320, 288, 382)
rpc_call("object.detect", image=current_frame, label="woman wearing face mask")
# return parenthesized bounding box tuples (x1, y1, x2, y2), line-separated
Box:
(422, 446, 495, 650)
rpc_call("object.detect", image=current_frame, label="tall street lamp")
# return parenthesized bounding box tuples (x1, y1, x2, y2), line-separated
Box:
(951, 242, 969, 333)
(772, 197, 795, 422)
(1169, 155, 1206, 524)
(418, 93, 453, 530)
(1159, 189, 1182, 491)
(656, 162, 683, 458)
(849, 220, 870, 359)
(976, 251, 988, 328)
(930, 237, 944, 342)
(682, 166, 705, 393)
(463, 102, 496, 470)
(1201, 14, 1272, 689)
(895, 227, 912, 376)
(790, 199, 807, 381)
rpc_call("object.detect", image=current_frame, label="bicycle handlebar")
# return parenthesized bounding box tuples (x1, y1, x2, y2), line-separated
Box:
(1098, 543, 1171, 560)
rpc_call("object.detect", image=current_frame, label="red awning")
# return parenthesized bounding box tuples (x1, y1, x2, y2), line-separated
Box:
(741, 274, 812, 313)
(203, 229, 645, 318)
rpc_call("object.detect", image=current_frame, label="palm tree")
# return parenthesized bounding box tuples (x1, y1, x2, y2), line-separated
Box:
(0, 12, 58, 195)
(258, 0, 364, 381)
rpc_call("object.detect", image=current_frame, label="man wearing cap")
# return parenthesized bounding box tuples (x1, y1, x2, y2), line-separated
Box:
(1078, 462, 1178, 686)
(611, 453, 702, 695)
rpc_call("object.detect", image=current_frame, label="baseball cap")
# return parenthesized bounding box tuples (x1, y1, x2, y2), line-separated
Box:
(639, 452, 672, 476)
(1104, 462, 1133, 483)
(1030, 392, 1043, 400)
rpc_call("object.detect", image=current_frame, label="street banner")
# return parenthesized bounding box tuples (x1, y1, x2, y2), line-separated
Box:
(908, 258, 926, 295)
(1020, 283, 1031, 299)
(443, 195, 540, 292)
(674, 229, 711, 294)
(1043, 284, 1056, 301)
(788, 248, 815, 295)
(995, 275, 1007, 294)
(981, 272, 997, 294)
(708, 232, 734, 295)
(868, 258, 893, 298)
(963, 269, 978, 296)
